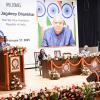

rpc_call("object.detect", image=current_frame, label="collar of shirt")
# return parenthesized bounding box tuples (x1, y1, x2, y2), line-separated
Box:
(53, 27, 65, 36)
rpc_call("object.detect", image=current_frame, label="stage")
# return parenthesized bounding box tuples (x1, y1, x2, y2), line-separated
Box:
(0, 68, 88, 97)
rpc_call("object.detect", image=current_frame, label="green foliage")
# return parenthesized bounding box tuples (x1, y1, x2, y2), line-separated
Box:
(50, 92, 59, 100)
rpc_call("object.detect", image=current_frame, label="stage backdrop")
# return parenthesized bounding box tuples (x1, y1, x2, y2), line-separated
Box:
(0, 0, 79, 67)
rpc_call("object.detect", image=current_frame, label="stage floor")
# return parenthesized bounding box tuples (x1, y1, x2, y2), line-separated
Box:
(0, 68, 88, 97)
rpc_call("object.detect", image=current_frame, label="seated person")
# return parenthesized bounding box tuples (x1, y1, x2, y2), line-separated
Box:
(38, 49, 47, 61)
(0, 30, 10, 48)
(42, 14, 75, 47)
(80, 45, 90, 56)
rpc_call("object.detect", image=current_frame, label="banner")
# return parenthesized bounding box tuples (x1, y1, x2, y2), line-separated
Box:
(0, 0, 37, 64)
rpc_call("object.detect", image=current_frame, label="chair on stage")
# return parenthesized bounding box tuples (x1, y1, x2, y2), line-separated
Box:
(34, 52, 43, 76)
(54, 50, 61, 58)
(63, 53, 71, 59)
(34, 52, 40, 70)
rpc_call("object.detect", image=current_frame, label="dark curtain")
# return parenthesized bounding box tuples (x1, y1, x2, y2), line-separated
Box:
(77, 0, 100, 47)
(97, 0, 100, 51)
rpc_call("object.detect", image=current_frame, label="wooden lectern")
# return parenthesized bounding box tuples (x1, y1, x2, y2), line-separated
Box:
(0, 44, 25, 90)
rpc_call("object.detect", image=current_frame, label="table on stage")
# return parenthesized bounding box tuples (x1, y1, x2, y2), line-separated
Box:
(41, 56, 100, 78)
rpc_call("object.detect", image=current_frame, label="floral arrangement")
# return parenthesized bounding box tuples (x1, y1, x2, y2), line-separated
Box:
(81, 65, 92, 76)
(48, 69, 60, 80)
(70, 54, 80, 61)
(1, 82, 100, 100)
(7, 46, 26, 55)
(1, 46, 26, 56)
(10, 75, 24, 90)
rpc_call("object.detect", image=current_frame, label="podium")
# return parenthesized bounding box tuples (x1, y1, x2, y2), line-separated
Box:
(0, 46, 25, 90)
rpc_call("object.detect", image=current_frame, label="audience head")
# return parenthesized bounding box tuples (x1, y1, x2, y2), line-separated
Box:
(52, 14, 64, 35)
(83, 45, 89, 51)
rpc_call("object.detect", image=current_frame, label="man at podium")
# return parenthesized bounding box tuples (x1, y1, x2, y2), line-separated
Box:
(0, 37, 10, 48)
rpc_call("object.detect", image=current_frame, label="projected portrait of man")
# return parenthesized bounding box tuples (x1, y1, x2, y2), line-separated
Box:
(42, 15, 75, 47)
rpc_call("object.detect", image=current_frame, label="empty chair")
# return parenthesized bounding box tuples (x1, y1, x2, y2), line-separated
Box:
(54, 50, 61, 58)
(63, 53, 71, 59)
(34, 52, 40, 70)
